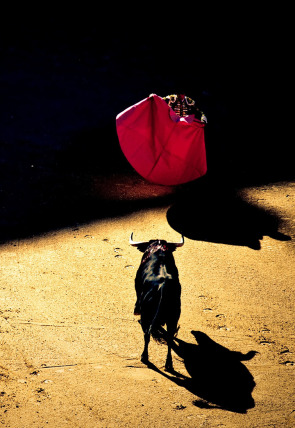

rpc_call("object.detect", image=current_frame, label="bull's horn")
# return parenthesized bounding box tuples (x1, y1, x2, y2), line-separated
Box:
(129, 232, 148, 247)
(169, 235, 185, 247)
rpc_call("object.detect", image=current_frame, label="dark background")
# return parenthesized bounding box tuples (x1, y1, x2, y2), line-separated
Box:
(0, 8, 292, 242)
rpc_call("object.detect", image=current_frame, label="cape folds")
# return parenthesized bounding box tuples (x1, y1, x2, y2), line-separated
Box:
(116, 94, 207, 186)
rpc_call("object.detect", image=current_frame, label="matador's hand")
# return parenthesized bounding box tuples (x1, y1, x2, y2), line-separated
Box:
(201, 114, 208, 123)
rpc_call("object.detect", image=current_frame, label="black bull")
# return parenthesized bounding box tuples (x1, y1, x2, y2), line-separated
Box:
(130, 233, 184, 371)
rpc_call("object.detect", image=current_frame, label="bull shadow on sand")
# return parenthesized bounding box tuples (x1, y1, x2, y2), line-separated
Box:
(147, 330, 257, 414)
(167, 177, 291, 250)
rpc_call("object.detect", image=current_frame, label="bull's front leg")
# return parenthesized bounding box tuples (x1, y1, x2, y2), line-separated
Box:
(141, 332, 150, 364)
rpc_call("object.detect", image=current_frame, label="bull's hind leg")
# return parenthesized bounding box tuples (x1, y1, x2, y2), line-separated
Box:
(141, 331, 150, 365)
(165, 322, 177, 372)
(165, 344, 173, 372)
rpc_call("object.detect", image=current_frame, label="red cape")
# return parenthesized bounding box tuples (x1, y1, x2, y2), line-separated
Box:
(116, 94, 207, 185)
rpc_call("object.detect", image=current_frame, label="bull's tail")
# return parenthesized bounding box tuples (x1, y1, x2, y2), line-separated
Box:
(143, 279, 179, 343)
(151, 324, 180, 344)
(149, 282, 166, 343)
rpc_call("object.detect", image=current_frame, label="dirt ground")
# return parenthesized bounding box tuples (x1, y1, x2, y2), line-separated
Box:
(1, 14, 294, 427)
(0, 172, 295, 427)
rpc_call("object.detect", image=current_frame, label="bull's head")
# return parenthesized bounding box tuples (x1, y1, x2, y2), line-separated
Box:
(129, 232, 184, 252)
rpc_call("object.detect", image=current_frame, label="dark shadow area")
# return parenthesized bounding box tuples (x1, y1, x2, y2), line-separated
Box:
(147, 330, 257, 414)
(59, 123, 130, 176)
(167, 176, 291, 249)
(0, 127, 177, 242)
(0, 117, 182, 242)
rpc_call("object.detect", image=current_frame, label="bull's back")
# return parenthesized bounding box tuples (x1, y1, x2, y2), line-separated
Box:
(140, 277, 181, 332)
